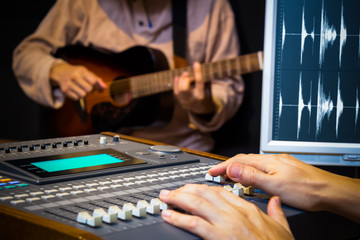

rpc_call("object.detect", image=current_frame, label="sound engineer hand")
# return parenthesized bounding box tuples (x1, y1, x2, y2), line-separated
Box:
(209, 154, 360, 223)
(50, 62, 107, 100)
(174, 62, 216, 115)
(159, 184, 294, 240)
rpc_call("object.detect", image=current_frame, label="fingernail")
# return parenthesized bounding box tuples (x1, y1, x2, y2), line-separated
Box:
(228, 164, 242, 179)
(274, 196, 281, 206)
(160, 189, 170, 197)
(162, 210, 172, 218)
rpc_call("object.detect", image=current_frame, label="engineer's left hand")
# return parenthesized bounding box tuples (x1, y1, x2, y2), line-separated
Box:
(159, 184, 294, 240)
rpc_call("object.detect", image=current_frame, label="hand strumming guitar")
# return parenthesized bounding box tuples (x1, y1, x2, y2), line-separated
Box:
(174, 62, 216, 115)
(50, 62, 107, 101)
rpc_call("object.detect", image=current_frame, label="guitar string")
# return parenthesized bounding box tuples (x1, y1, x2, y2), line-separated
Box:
(101, 53, 260, 99)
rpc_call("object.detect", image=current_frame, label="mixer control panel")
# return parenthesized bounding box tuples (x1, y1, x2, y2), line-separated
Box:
(1, 133, 354, 240)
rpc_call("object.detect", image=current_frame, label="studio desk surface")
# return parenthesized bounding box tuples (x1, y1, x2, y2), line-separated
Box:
(0, 132, 359, 240)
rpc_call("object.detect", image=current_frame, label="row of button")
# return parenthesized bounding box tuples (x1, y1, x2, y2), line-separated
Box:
(0, 177, 29, 191)
(0, 139, 88, 154)
(0, 166, 212, 205)
(76, 198, 170, 227)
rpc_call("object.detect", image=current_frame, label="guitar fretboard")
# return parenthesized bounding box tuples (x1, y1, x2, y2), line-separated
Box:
(111, 51, 263, 99)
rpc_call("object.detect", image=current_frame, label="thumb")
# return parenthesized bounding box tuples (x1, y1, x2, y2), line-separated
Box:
(97, 78, 107, 89)
(267, 196, 291, 232)
(226, 163, 269, 188)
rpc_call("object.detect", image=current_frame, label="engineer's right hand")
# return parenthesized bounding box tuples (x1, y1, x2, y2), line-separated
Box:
(50, 63, 107, 100)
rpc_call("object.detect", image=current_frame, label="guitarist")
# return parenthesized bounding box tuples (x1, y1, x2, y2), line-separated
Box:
(12, 0, 244, 152)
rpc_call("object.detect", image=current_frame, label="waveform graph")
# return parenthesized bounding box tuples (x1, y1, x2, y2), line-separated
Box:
(278, 0, 360, 71)
(297, 72, 312, 139)
(274, 70, 315, 141)
(338, 2, 346, 68)
(335, 71, 360, 141)
(318, 0, 338, 69)
(273, 70, 360, 143)
(334, 1, 360, 71)
(273, 0, 360, 143)
(300, 5, 315, 65)
(278, 0, 320, 70)
(315, 72, 336, 139)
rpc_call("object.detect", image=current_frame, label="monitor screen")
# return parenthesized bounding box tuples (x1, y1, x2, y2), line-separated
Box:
(260, 0, 360, 166)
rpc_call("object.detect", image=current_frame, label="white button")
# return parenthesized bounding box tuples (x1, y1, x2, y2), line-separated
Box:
(108, 205, 132, 220)
(29, 191, 44, 196)
(11, 200, 26, 205)
(86, 183, 99, 188)
(14, 194, 29, 199)
(99, 137, 107, 144)
(84, 188, 97, 193)
(213, 175, 226, 183)
(56, 193, 70, 198)
(123, 203, 146, 217)
(124, 177, 136, 181)
(204, 173, 213, 182)
(59, 187, 72, 192)
(26, 197, 41, 203)
(145, 199, 161, 215)
(135, 180, 147, 185)
(41, 195, 56, 200)
(111, 179, 124, 183)
(97, 186, 111, 191)
(44, 189, 58, 194)
(70, 190, 84, 196)
(158, 172, 169, 176)
(110, 184, 123, 189)
(77, 211, 102, 227)
(99, 181, 112, 186)
(135, 175, 147, 179)
(147, 178, 158, 182)
(93, 208, 117, 224)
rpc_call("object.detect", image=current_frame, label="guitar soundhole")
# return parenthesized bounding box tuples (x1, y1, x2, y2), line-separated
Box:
(91, 102, 132, 131)
(91, 96, 161, 132)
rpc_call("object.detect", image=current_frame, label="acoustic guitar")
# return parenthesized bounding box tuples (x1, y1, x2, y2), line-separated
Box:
(45, 45, 263, 137)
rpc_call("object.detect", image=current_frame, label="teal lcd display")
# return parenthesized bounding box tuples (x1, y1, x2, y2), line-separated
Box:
(31, 154, 123, 172)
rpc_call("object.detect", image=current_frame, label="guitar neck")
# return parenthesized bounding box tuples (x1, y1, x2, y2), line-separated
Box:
(111, 51, 263, 99)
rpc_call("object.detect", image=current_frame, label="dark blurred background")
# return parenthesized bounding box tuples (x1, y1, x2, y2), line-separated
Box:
(0, 0, 265, 156)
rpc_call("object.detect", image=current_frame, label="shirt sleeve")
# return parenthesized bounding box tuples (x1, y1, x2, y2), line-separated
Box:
(187, 0, 244, 132)
(12, 0, 88, 109)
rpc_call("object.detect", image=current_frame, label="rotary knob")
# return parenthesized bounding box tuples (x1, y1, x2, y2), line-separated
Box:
(149, 145, 182, 153)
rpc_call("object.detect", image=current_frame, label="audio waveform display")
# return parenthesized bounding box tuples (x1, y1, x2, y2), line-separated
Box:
(300, 6, 314, 65)
(273, 0, 360, 143)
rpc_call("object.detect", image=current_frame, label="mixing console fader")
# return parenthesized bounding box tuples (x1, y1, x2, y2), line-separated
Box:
(0, 133, 358, 240)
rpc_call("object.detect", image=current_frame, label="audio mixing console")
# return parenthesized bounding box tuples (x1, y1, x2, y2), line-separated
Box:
(0, 133, 358, 239)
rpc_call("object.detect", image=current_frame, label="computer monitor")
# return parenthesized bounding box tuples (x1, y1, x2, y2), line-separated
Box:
(260, 0, 360, 166)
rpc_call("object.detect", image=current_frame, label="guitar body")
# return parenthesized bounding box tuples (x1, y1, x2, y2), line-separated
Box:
(45, 45, 172, 137)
